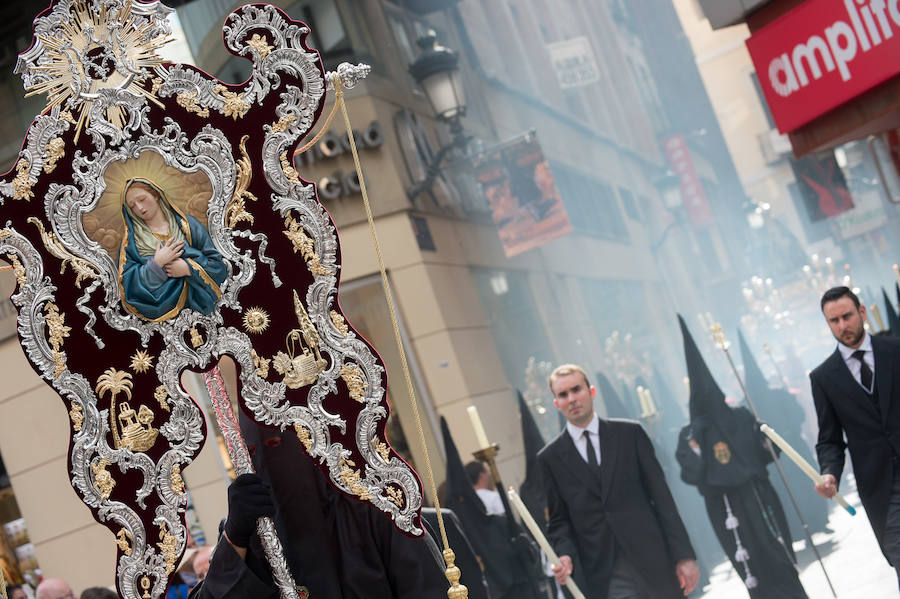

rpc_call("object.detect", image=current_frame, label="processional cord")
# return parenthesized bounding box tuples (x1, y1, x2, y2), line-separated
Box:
(298, 73, 468, 597)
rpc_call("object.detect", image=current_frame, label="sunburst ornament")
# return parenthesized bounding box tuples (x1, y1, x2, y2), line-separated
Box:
(243, 307, 271, 334)
(16, 0, 173, 142)
(130, 350, 154, 374)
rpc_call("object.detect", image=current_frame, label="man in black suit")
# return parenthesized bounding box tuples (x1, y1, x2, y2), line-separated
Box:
(812, 286, 900, 581)
(538, 364, 699, 598)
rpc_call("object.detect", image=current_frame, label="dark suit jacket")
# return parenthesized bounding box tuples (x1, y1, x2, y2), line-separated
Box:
(537, 418, 695, 599)
(811, 335, 900, 556)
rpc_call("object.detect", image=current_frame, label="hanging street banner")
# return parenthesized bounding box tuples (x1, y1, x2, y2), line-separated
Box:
(474, 136, 573, 257)
(662, 134, 714, 228)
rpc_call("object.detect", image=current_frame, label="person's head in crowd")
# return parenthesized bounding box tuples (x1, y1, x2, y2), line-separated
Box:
(192, 545, 215, 582)
(464, 460, 490, 490)
(79, 588, 116, 599)
(549, 363, 596, 428)
(35, 579, 74, 599)
(8, 584, 28, 599)
(820, 286, 867, 349)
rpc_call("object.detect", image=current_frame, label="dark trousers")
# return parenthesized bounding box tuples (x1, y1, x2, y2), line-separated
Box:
(884, 463, 900, 589)
(606, 556, 649, 599)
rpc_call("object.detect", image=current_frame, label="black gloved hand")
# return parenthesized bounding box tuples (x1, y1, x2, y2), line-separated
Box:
(223, 473, 276, 548)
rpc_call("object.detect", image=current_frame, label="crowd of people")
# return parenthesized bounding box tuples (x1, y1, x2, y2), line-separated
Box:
(7, 541, 214, 599)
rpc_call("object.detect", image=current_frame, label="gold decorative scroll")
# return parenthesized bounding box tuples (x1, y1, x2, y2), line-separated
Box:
(28, 217, 99, 287)
(225, 135, 257, 229)
(44, 302, 71, 379)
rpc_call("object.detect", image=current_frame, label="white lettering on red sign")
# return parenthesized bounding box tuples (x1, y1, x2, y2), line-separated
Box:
(746, 0, 900, 133)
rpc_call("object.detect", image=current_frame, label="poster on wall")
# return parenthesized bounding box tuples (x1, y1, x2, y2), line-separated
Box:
(789, 150, 854, 222)
(474, 136, 573, 257)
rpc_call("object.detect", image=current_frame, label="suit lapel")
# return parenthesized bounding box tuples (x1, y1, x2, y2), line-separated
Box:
(874, 337, 895, 423)
(825, 348, 880, 418)
(597, 419, 618, 505)
(554, 430, 603, 500)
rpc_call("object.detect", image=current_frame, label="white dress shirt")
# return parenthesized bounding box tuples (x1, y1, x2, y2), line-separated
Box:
(475, 487, 506, 515)
(838, 332, 875, 392)
(566, 413, 601, 466)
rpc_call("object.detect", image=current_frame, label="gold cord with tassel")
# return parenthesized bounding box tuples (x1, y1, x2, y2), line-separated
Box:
(324, 73, 467, 598)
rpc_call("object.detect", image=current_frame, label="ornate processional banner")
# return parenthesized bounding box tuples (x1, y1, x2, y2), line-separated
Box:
(0, 1, 423, 597)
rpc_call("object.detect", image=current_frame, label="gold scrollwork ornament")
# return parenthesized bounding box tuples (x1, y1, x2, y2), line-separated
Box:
(339, 363, 367, 403)
(372, 437, 391, 462)
(6, 253, 25, 287)
(12, 159, 33, 201)
(251, 349, 270, 379)
(43, 137, 65, 173)
(225, 135, 258, 229)
(69, 402, 84, 432)
(170, 463, 186, 497)
(284, 213, 332, 276)
(339, 457, 372, 500)
(158, 523, 179, 575)
(215, 84, 250, 119)
(330, 310, 349, 336)
(175, 91, 210, 117)
(43, 302, 70, 379)
(294, 423, 313, 453)
(246, 33, 274, 59)
(116, 528, 133, 556)
(92, 458, 115, 501)
(386, 485, 405, 508)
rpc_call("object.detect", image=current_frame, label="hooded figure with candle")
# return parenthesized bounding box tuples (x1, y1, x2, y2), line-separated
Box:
(675, 316, 808, 598)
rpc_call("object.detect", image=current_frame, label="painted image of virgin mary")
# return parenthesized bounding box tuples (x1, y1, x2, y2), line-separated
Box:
(119, 178, 227, 321)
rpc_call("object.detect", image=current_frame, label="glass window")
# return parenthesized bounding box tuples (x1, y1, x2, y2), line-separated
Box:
(549, 162, 630, 242)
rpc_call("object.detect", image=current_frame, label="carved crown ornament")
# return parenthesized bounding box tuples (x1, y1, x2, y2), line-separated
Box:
(2, 1, 420, 597)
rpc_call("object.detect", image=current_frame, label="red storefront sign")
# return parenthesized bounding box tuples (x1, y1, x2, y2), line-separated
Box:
(662, 134, 713, 228)
(745, 0, 900, 134)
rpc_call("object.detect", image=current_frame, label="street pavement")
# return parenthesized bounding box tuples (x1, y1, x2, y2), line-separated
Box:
(698, 475, 898, 598)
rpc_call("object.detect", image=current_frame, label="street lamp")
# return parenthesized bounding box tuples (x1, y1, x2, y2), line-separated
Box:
(656, 172, 682, 210)
(407, 30, 470, 201)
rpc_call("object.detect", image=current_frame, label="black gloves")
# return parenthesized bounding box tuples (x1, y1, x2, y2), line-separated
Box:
(223, 473, 276, 548)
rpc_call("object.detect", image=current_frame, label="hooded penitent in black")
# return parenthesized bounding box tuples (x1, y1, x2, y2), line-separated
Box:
(738, 329, 829, 536)
(883, 287, 900, 337)
(517, 390, 547, 531)
(190, 410, 447, 599)
(674, 315, 809, 599)
(594, 370, 634, 420)
(440, 416, 540, 599)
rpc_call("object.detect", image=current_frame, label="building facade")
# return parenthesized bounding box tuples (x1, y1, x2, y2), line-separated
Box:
(0, 0, 715, 590)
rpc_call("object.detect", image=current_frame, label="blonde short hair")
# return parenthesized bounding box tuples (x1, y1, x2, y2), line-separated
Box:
(548, 363, 591, 394)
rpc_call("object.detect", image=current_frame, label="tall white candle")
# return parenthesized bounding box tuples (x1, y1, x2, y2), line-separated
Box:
(760, 424, 856, 516)
(467, 405, 490, 449)
(644, 388, 657, 416)
(636, 386, 648, 416)
(507, 488, 586, 599)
